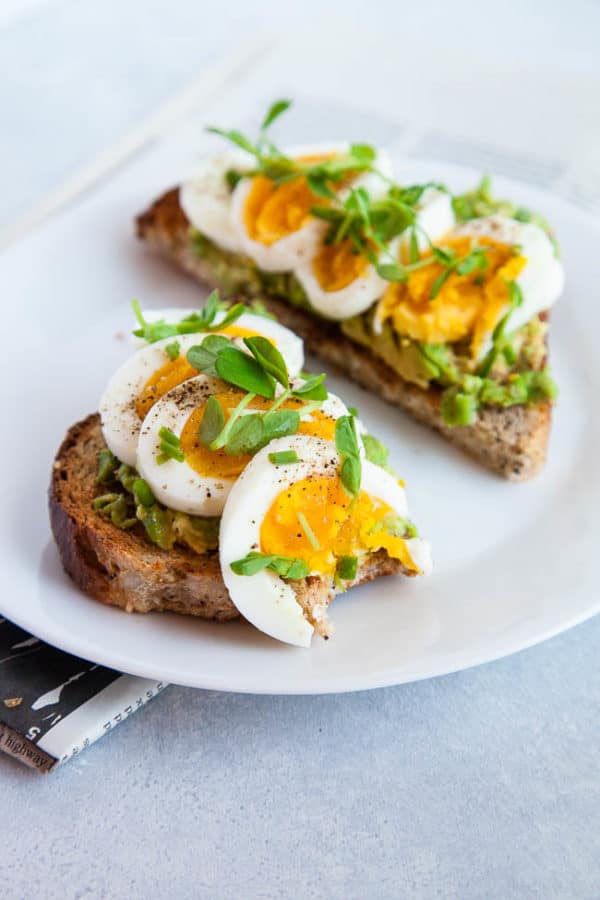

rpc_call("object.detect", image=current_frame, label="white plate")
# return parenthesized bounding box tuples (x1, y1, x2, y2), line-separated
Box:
(1, 147, 598, 693)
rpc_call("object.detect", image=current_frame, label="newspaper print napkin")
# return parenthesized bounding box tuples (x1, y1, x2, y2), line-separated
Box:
(0, 618, 165, 773)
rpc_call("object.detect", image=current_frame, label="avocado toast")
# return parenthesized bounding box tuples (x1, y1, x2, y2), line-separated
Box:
(50, 303, 431, 647)
(136, 101, 562, 480)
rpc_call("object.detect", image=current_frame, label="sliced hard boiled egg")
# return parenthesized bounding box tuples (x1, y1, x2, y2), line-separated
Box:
(293, 184, 452, 321)
(376, 214, 563, 359)
(219, 434, 431, 648)
(453, 215, 564, 339)
(230, 143, 392, 273)
(101, 313, 304, 466)
(293, 239, 387, 320)
(135, 378, 357, 517)
(179, 150, 253, 254)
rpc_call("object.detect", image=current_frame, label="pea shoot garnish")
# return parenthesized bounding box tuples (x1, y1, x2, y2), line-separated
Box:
(477, 279, 524, 377)
(185, 333, 329, 457)
(208, 98, 377, 195)
(230, 551, 310, 580)
(131, 292, 246, 344)
(156, 427, 185, 465)
(296, 511, 320, 551)
(164, 340, 180, 361)
(268, 449, 299, 465)
(335, 414, 362, 498)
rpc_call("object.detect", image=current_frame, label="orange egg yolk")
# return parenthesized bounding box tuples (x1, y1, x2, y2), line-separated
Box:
(260, 474, 416, 576)
(376, 236, 527, 357)
(178, 392, 337, 480)
(312, 238, 371, 292)
(135, 326, 270, 420)
(243, 153, 353, 246)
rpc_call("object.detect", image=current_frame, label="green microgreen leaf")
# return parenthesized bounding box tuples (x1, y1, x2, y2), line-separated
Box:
(335, 414, 362, 497)
(213, 302, 247, 331)
(477, 279, 525, 377)
(430, 268, 452, 300)
(309, 206, 342, 223)
(186, 334, 232, 376)
(215, 345, 276, 398)
(132, 292, 246, 344)
(341, 455, 361, 497)
(377, 263, 408, 282)
(206, 127, 256, 155)
(262, 408, 301, 440)
(164, 340, 180, 361)
(297, 511, 320, 551)
(156, 427, 185, 464)
(507, 279, 524, 307)
(261, 98, 292, 131)
(349, 143, 376, 164)
(431, 246, 456, 266)
(306, 173, 336, 199)
(225, 168, 243, 189)
(291, 373, 328, 401)
(455, 247, 489, 276)
(230, 551, 309, 580)
(209, 392, 256, 451)
(243, 335, 289, 388)
(223, 414, 264, 455)
(268, 450, 299, 465)
(361, 433, 389, 468)
(201, 289, 221, 325)
(346, 186, 371, 221)
(335, 414, 360, 457)
(198, 396, 225, 447)
(221, 406, 300, 456)
(409, 228, 420, 263)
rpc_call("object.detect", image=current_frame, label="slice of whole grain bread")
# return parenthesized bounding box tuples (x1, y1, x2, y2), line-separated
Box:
(136, 188, 552, 481)
(49, 414, 404, 632)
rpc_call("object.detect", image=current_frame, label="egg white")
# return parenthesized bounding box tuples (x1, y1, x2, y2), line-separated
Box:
(136, 375, 229, 517)
(219, 434, 431, 648)
(135, 377, 357, 517)
(102, 315, 304, 467)
(179, 150, 253, 254)
(453, 214, 564, 338)
(230, 143, 392, 273)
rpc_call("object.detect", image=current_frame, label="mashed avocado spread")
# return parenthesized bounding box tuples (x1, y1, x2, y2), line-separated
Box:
(93, 448, 219, 553)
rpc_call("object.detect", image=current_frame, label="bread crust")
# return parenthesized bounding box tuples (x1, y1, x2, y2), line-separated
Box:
(49, 415, 403, 626)
(136, 188, 552, 481)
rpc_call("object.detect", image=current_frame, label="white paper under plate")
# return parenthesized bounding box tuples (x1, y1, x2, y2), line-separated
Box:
(0, 142, 598, 692)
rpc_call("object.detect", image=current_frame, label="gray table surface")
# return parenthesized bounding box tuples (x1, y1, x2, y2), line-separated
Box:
(1, 2, 599, 897)
(2, 618, 599, 899)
